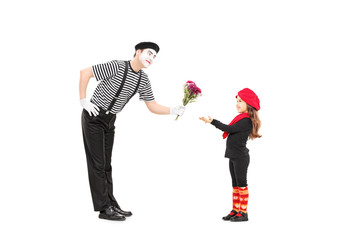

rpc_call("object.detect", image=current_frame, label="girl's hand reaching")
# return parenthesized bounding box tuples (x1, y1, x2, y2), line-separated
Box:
(199, 116, 213, 123)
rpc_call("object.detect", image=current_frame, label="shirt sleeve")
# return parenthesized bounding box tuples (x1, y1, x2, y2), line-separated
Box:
(211, 118, 252, 133)
(138, 73, 155, 102)
(91, 60, 119, 81)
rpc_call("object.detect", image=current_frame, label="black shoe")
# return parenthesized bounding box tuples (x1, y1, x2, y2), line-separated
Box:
(230, 211, 248, 222)
(99, 206, 126, 221)
(112, 206, 132, 217)
(222, 210, 238, 221)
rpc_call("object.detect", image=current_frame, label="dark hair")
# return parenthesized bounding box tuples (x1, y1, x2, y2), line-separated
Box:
(247, 104, 262, 140)
(133, 49, 144, 58)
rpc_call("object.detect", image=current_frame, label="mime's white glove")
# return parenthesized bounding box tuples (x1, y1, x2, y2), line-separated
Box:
(170, 105, 185, 116)
(80, 98, 100, 116)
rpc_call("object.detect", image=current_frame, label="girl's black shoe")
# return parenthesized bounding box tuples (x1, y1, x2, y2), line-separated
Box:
(222, 210, 239, 221)
(230, 212, 248, 222)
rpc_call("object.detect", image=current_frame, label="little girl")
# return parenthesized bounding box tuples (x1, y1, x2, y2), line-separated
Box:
(200, 88, 261, 222)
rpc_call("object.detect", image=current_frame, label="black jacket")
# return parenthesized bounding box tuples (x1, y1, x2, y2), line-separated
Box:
(211, 118, 252, 158)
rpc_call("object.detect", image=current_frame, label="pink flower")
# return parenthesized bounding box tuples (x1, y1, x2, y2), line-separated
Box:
(175, 80, 202, 120)
(187, 83, 202, 96)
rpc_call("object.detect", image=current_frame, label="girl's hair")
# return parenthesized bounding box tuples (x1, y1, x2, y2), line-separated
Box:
(247, 104, 262, 140)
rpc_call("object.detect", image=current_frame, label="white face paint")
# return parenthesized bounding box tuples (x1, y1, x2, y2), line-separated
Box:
(139, 48, 157, 68)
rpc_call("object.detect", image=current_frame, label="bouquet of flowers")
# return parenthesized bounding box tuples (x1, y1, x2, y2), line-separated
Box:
(175, 80, 202, 120)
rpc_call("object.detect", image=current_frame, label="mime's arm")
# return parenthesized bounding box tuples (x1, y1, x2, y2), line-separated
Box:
(145, 101, 170, 115)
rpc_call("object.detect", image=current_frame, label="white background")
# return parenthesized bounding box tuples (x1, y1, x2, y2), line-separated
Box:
(1, 0, 359, 239)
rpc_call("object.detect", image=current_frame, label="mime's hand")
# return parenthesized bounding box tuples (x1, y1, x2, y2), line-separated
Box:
(199, 116, 213, 123)
(80, 98, 100, 116)
(170, 105, 186, 116)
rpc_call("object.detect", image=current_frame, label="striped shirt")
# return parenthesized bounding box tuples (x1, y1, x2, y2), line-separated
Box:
(90, 60, 155, 114)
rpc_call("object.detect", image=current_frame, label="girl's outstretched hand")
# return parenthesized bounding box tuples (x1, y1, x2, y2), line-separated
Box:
(199, 116, 213, 123)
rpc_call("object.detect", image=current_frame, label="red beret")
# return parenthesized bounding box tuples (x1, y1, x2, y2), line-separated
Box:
(236, 88, 260, 111)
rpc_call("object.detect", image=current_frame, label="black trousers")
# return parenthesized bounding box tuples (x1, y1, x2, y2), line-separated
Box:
(81, 108, 120, 211)
(229, 154, 250, 187)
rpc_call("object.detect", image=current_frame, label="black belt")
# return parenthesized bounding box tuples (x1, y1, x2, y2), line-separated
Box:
(99, 107, 115, 116)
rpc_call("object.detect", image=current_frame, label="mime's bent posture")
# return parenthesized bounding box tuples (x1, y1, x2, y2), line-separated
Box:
(79, 42, 185, 221)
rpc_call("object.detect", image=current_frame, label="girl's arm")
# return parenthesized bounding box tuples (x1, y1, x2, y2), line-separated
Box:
(211, 118, 252, 133)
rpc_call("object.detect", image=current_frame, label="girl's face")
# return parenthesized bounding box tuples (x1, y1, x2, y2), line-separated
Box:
(236, 96, 248, 113)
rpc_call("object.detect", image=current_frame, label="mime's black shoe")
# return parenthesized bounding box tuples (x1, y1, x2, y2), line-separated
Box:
(230, 211, 248, 222)
(99, 206, 126, 221)
(222, 210, 238, 221)
(112, 206, 132, 217)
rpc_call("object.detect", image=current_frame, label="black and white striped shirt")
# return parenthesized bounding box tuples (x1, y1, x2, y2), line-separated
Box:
(90, 60, 155, 114)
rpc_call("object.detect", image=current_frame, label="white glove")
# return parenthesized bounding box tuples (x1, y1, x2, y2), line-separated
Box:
(170, 105, 185, 116)
(80, 98, 100, 116)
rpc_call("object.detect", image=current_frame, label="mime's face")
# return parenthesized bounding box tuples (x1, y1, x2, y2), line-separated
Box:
(139, 48, 157, 68)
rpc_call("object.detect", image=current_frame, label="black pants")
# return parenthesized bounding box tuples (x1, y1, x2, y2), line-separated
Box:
(81, 108, 120, 211)
(229, 155, 250, 187)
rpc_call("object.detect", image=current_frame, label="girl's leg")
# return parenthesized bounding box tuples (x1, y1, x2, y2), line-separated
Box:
(223, 159, 241, 221)
(230, 155, 250, 222)
(229, 160, 238, 187)
(229, 160, 241, 211)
